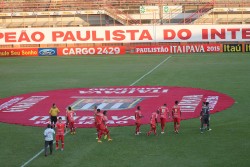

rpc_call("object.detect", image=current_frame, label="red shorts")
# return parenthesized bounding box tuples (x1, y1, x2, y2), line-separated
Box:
(99, 124, 106, 131)
(102, 126, 109, 134)
(97, 124, 107, 131)
(56, 134, 64, 141)
(173, 118, 181, 124)
(135, 122, 141, 126)
(160, 118, 166, 124)
(69, 121, 75, 127)
(151, 124, 156, 129)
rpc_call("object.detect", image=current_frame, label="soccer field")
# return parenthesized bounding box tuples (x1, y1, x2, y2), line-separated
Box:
(0, 53, 250, 167)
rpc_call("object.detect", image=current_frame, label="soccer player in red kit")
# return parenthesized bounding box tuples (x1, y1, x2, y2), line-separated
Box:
(147, 110, 159, 136)
(55, 117, 66, 151)
(158, 104, 170, 134)
(135, 106, 143, 135)
(66, 106, 76, 135)
(172, 101, 181, 134)
(95, 109, 103, 142)
(97, 110, 112, 143)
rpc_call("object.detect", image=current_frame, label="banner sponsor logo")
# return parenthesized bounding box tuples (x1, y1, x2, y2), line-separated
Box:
(223, 44, 242, 52)
(71, 97, 143, 111)
(1, 96, 48, 112)
(131, 44, 221, 54)
(213, 8, 250, 12)
(0, 25, 249, 44)
(0, 86, 234, 128)
(38, 48, 57, 56)
(0, 97, 23, 110)
(245, 44, 250, 52)
(140, 6, 159, 14)
(163, 6, 182, 13)
(0, 48, 38, 56)
(57, 46, 125, 55)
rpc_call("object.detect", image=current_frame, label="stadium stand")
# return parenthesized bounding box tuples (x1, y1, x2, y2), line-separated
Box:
(0, 0, 249, 28)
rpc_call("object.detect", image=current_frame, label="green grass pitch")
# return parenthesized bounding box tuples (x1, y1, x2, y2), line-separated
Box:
(0, 53, 250, 167)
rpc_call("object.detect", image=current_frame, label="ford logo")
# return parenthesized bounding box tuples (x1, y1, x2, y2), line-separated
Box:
(39, 49, 55, 56)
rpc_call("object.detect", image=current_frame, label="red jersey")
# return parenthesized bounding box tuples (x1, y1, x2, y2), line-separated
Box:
(150, 112, 158, 125)
(135, 110, 142, 123)
(95, 112, 104, 125)
(158, 106, 169, 119)
(67, 111, 75, 122)
(172, 105, 181, 118)
(56, 122, 65, 135)
(103, 115, 108, 125)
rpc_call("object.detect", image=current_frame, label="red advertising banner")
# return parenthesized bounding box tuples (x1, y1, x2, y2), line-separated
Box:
(57, 46, 126, 56)
(131, 44, 221, 54)
(0, 48, 38, 57)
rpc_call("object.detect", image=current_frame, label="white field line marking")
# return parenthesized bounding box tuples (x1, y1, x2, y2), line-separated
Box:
(21, 55, 172, 167)
(20, 130, 70, 167)
(130, 56, 172, 86)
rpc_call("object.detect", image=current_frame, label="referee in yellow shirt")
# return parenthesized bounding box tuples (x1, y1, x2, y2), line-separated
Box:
(49, 103, 60, 128)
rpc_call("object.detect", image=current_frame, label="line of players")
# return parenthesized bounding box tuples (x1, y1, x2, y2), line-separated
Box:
(136, 100, 211, 136)
(45, 100, 211, 155)
(135, 100, 181, 136)
(45, 105, 113, 156)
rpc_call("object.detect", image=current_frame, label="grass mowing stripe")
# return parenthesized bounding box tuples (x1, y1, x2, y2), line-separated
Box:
(130, 56, 172, 86)
(20, 131, 70, 167)
(20, 55, 172, 167)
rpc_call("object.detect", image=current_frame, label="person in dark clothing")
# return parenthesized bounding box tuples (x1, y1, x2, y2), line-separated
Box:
(200, 102, 212, 133)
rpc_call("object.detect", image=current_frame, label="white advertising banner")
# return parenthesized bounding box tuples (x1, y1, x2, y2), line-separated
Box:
(163, 6, 182, 13)
(140, 6, 159, 14)
(213, 8, 250, 12)
(0, 25, 249, 45)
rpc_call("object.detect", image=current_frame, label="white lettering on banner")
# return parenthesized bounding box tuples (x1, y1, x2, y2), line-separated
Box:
(171, 45, 205, 53)
(132, 44, 220, 54)
(34, 121, 50, 125)
(179, 95, 203, 112)
(79, 116, 94, 121)
(206, 96, 219, 111)
(79, 87, 168, 95)
(3, 96, 48, 112)
(0, 25, 249, 44)
(29, 115, 134, 125)
(62, 47, 121, 55)
(135, 47, 169, 53)
(0, 97, 23, 111)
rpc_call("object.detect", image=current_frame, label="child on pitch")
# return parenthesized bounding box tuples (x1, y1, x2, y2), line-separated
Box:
(147, 110, 159, 136)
